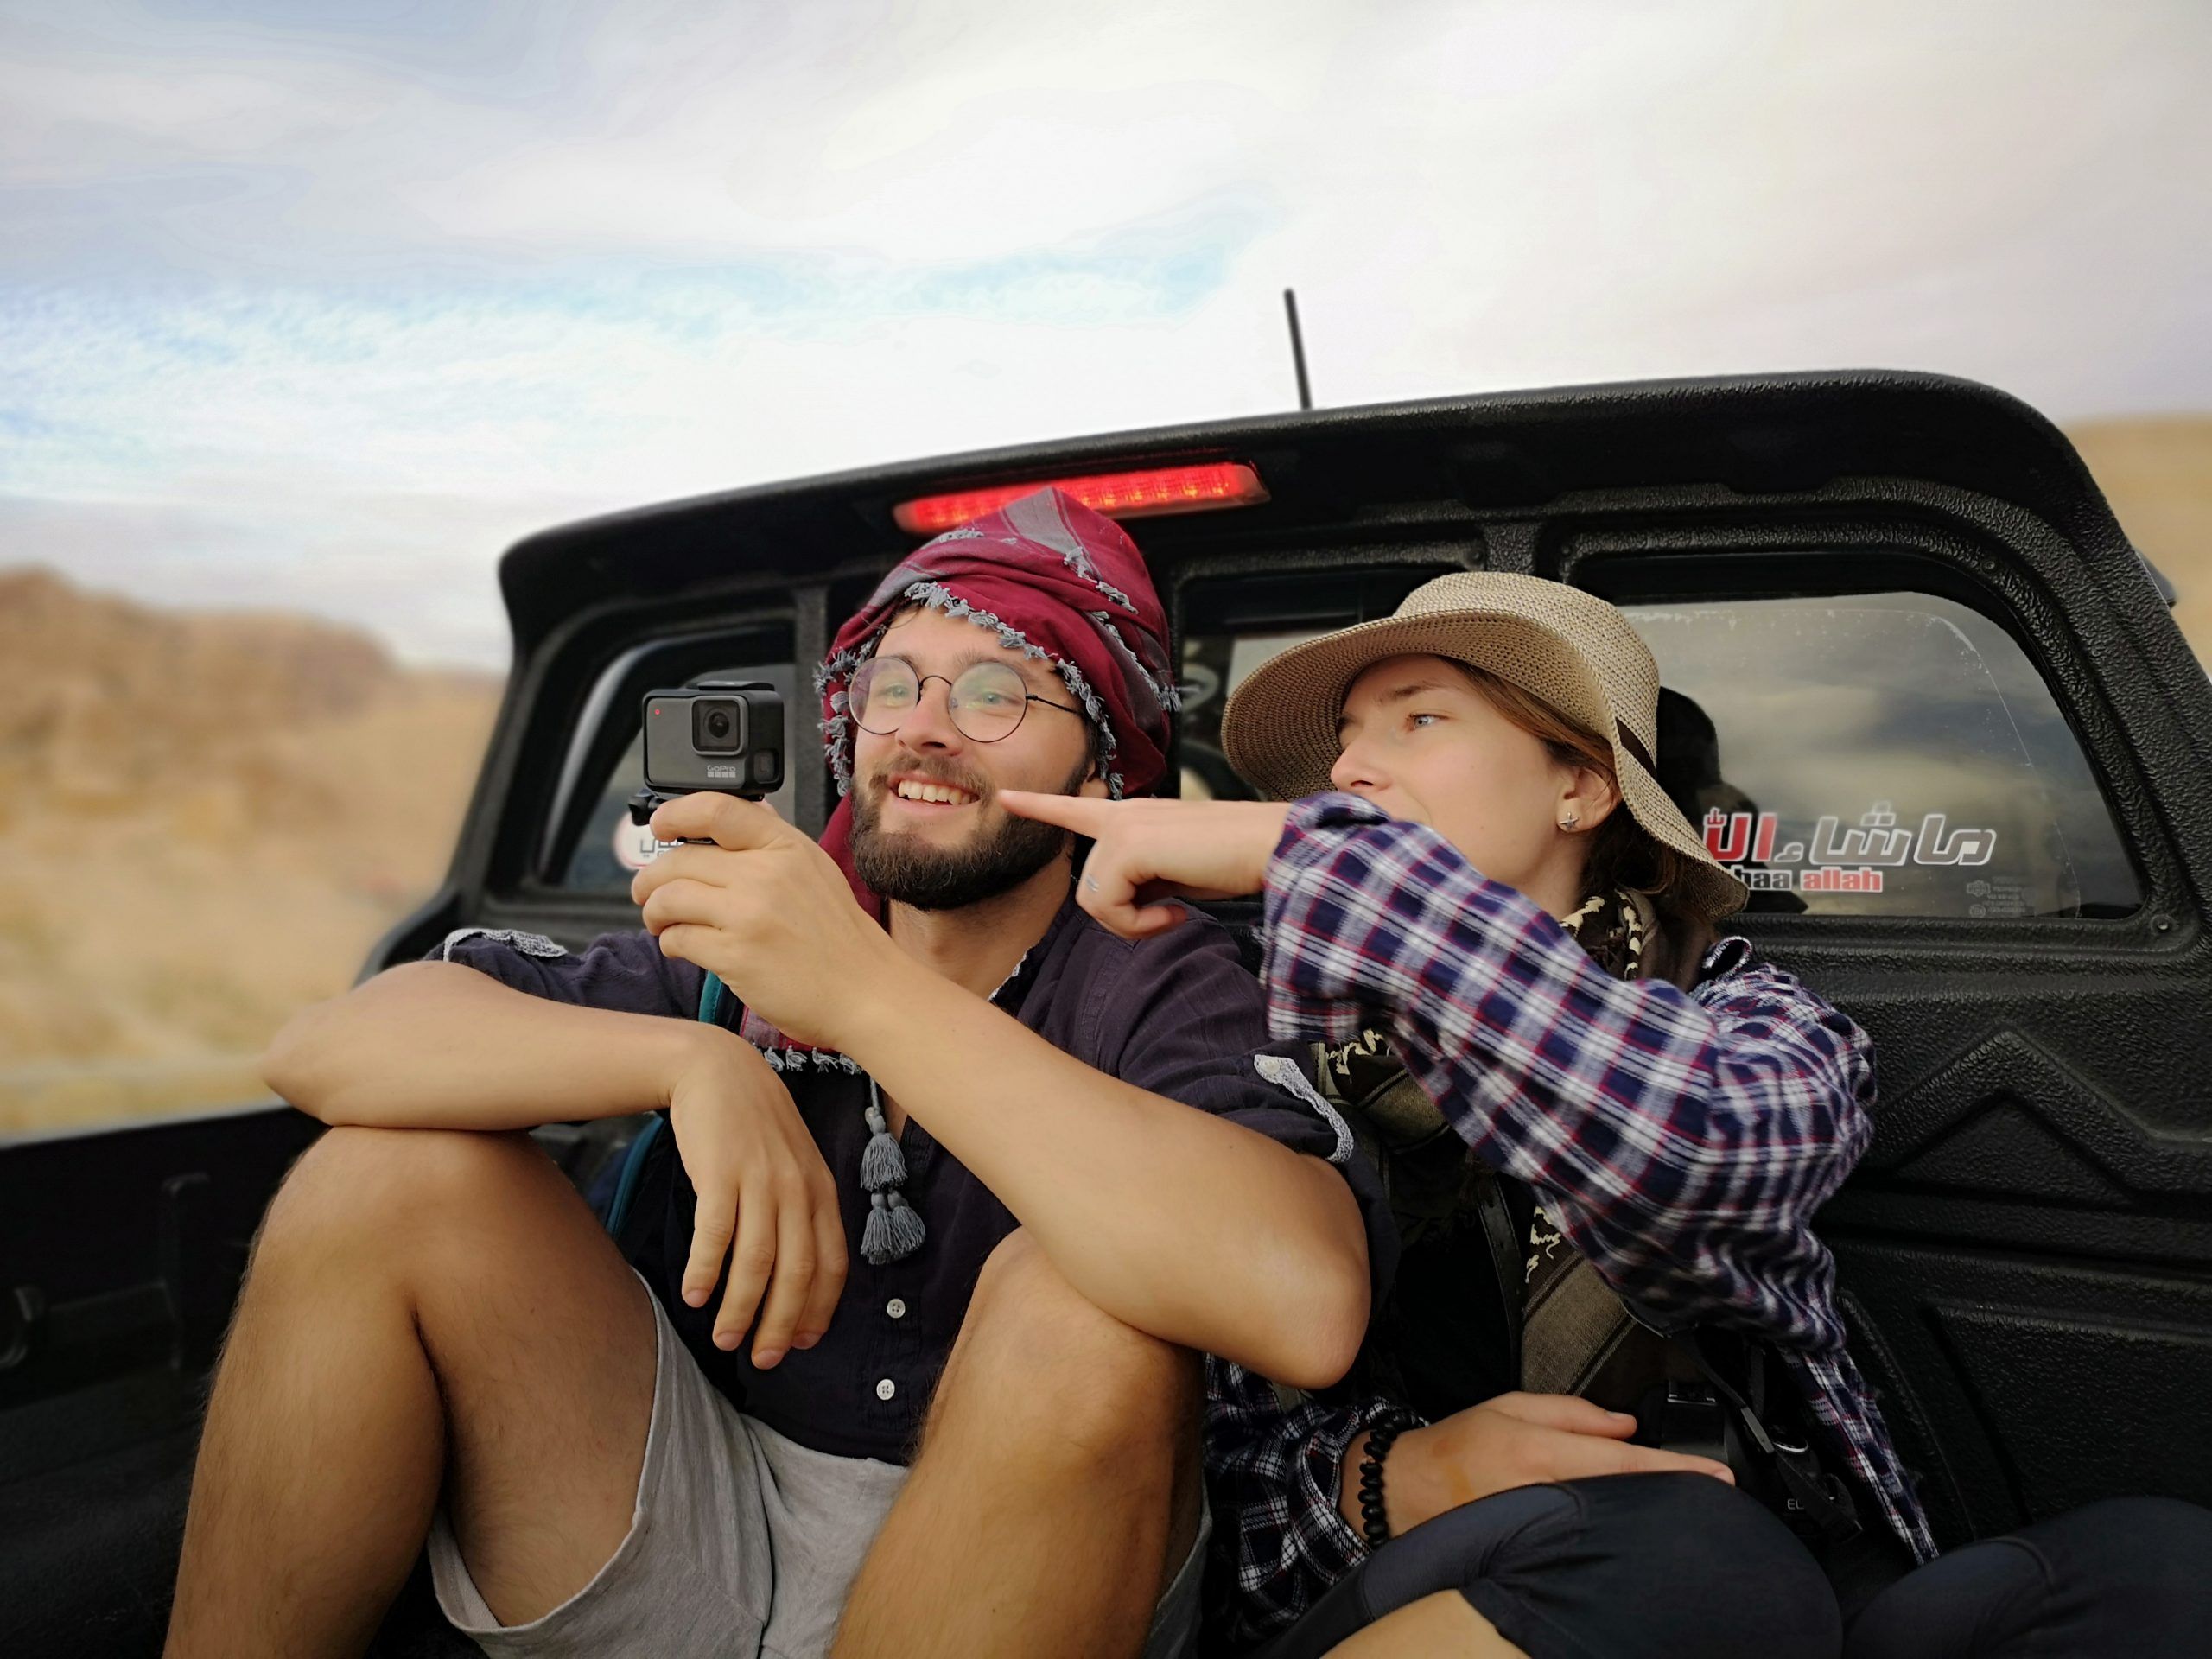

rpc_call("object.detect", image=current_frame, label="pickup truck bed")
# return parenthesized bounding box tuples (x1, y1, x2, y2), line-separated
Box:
(6, 370, 2209, 1656)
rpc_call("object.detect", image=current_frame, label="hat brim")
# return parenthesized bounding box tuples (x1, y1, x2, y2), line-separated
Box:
(1218, 607, 1748, 924)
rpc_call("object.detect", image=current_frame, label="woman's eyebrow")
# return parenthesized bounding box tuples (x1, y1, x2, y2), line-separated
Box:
(1337, 677, 1459, 736)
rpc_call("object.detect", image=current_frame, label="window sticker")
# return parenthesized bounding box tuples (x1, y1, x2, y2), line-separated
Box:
(1703, 801, 1999, 896)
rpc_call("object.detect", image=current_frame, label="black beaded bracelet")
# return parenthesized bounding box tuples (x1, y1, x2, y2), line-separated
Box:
(1355, 1415, 1412, 1548)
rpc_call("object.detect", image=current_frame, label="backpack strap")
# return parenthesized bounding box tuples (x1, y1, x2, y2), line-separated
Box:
(1343, 1043, 1645, 1406)
(1314, 1044, 1527, 1404)
(1522, 1251, 1645, 1398)
(1469, 1166, 1524, 1389)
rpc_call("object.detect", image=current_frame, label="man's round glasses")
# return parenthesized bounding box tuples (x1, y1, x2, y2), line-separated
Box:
(850, 655, 1082, 744)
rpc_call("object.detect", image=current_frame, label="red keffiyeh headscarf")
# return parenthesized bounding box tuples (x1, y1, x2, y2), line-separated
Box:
(814, 486, 1179, 918)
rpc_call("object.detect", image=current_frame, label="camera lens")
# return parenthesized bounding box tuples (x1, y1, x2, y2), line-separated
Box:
(692, 697, 746, 753)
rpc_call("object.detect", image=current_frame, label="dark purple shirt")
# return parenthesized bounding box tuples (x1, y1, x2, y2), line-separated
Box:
(434, 897, 1389, 1465)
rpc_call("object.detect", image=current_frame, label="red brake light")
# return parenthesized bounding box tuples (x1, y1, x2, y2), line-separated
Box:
(893, 462, 1267, 536)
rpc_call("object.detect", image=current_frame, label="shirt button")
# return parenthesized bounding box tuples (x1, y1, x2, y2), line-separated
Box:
(886, 1298, 907, 1319)
(875, 1377, 897, 1402)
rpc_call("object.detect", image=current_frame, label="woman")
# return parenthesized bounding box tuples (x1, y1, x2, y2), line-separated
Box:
(1003, 572, 2211, 1659)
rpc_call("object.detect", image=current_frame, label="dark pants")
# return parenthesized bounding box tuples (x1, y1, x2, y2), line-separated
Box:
(1253, 1476, 2212, 1659)
(1843, 1497, 2212, 1658)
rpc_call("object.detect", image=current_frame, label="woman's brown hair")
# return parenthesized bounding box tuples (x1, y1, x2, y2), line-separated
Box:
(1442, 659, 1705, 938)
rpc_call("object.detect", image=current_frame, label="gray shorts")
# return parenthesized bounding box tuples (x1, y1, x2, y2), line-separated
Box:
(428, 1277, 1209, 1658)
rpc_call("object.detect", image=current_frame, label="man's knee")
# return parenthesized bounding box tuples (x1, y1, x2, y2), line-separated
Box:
(256, 1125, 543, 1284)
(942, 1230, 1198, 1464)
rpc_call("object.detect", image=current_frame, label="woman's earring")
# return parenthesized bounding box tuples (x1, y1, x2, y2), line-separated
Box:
(1558, 814, 1580, 832)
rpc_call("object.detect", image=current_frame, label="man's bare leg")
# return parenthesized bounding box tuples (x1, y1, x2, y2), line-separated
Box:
(834, 1230, 1201, 1659)
(164, 1125, 658, 1659)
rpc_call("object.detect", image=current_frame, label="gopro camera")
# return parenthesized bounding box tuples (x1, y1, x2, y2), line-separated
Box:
(630, 681, 786, 826)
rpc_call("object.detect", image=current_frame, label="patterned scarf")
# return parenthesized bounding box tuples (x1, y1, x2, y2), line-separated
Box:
(812, 486, 1179, 917)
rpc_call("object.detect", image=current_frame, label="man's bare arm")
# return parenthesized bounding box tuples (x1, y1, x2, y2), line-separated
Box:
(263, 961, 709, 1130)
(837, 961, 1372, 1390)
(632, 791, 1373, 1389)
(270, 964, 853, 1370)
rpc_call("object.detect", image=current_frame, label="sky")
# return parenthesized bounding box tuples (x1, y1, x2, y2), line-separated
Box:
(3, 0, 2209, 666)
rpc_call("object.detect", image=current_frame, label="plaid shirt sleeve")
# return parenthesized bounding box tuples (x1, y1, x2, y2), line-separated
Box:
(1262, 792, 1871, 1352)
(1255, 793, 1937, 1565)
(1203, 1357, 1410, 1646)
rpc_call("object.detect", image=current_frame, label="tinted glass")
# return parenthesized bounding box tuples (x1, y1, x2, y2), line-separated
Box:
(1192, 584, 2137, 919)
(1623, 594, 2137, 918)
(1179, 566, 1455, 801)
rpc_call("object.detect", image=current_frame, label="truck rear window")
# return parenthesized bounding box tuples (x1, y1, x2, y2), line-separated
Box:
(1624, 594, 2135, 918)
(1184, 586, 2137, 920)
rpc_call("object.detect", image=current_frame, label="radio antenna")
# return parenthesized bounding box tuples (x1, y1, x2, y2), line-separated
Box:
(1283, 288, 1313, 410)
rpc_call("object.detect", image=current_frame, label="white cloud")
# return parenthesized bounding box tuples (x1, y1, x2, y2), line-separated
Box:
(2, 0, 2208, 665)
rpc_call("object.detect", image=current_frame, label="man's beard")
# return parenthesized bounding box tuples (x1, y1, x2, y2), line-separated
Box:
(849, 751, 1090, 912)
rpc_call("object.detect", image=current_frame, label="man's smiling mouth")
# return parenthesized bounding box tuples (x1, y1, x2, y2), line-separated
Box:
(891, 778, 980, 806)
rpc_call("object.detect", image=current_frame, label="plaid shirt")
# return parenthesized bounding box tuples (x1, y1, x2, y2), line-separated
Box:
(1205, 793, 1936, 1646)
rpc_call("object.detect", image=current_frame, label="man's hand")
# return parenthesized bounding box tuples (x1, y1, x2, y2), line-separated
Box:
(1347, 1392, 1735, 1537)
(666, 1030, 849, 1368)
(630, 792, 902, 1047)
(995, 793, 1290, 939)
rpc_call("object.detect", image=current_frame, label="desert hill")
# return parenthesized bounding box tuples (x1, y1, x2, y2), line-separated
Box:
(0, 569, 499, 1133)
(2064, 417, 2212, 664)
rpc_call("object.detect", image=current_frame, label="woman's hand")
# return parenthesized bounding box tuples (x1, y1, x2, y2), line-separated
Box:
(995, 792, 1291, 939)
(1344, 1392, 1734, 1537)
(664, 1029, 849, 1370)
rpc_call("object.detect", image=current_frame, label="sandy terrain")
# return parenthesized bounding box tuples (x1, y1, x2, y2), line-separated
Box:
(0, 568, 498, 1134)
(2066, 417, 2212, 658)
(2, 415, 2206, 1135)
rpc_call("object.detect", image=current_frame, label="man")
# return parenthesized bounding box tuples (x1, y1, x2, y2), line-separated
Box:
(164, 489, 1384, 1659)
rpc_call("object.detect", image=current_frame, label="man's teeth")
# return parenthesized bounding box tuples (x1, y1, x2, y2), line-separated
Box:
(894, 780, 978, 805)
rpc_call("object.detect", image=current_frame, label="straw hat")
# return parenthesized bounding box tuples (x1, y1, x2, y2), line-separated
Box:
(1218, 572, 1747, 923)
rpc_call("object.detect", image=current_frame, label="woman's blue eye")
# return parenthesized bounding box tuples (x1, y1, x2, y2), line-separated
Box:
(1408, 712, 1440, 728)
